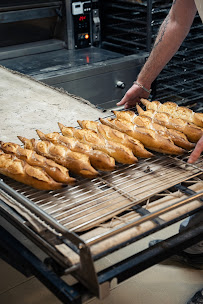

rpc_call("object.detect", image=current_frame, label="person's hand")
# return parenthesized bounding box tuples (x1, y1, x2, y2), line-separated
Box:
(117, 82, 151, 109)
(188, 135, 203, 163)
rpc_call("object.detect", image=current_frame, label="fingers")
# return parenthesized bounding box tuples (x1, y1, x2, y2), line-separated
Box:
(188, 135, 203, 163)
(117, 84, 150, 109)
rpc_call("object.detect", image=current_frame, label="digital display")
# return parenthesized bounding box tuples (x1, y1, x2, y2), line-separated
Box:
(79, 15, 87, 22)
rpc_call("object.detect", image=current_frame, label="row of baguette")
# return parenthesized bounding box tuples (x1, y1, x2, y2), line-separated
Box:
(0, 99, 202, 190)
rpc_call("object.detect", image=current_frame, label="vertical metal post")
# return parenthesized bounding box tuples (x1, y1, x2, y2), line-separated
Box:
(65, 0, 75, 49)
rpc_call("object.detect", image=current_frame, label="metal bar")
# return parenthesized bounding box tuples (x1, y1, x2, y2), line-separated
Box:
(64, 0, 75, 49)
(0, 7, 59, 23)
(62, 172, 201, 229)
(0, 179, 85, 247)
(97, 223, 203, 285)
(0, 198, 75, 269)
(0, 2, 62, 12)
(86, 191, 203, 246)
(174, 184, 203, 202)
(0, 225, 81, 304)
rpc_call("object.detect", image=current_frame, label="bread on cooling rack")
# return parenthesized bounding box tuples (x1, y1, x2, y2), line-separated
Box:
(77, 119, 153, 158)
(136, 104, 203, 143)
(100, 117, 185, 155)
(58, 123, 138, 164)
(112, 110, 195, 150)
(36, 130, 115, 171)
(0, 141, 75, 184)
(141, 98, 203, 128)
(0, 150, 64, 190)
(18, 136, 99, 179)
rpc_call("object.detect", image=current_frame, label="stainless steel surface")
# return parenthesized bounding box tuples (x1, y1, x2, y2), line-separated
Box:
(0, 46, 146, 109)
(0, 39, 64, 60)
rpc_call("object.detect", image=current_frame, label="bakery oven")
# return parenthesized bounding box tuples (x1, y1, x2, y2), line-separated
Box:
(0, 0, 148, 110)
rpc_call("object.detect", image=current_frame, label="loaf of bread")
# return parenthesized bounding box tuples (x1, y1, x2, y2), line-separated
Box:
(141, 98, 203, 128)
(18, 136, 98, 178)
(113, 110, 195, 150)
(0, 141, 75, 184)
(137, 104, 203, 143)
(36, 130, 115, 171)
(78, 119, 153, 158)
(0, 150, 63, 190)
(100, 118, 185, 155)
(58, 123, 138, 164)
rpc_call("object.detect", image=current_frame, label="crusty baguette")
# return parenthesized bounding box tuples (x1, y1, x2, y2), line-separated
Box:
(100, 118, 185, 155)
(137, 104, 203, 143)
(0, 141, 75, 184)
(58, 123, 138, 164)
(141, 98, 203, 128)
(36, 130, 115, 171)
(78, 119, 153, 158)
(113, 110, 195, 150)
(18, 137, 98, 179)
(0, 150, 63, 190)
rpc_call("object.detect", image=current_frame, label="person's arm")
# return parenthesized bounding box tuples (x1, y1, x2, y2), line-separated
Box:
(188, 135, 203, 163)
(117, 0, 197, 109)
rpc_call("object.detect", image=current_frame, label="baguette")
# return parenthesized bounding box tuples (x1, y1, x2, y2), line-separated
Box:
(137, 104, 203, 143)
(0, 141, 75, 184)
(113, 110, 195, 150)
(58, 123, 138, 164)
(18, 136, 98, 179)
(141, 98, 203, 128)
(100, 118, 185, 155)
(36, 130, 115, 171)
(0, 150, 63, 190)
(78, 119, 153, 158)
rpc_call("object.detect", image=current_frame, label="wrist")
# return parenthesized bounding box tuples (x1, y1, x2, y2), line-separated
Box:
(133, 81, 152, 94)
(136, 77, 152, 90)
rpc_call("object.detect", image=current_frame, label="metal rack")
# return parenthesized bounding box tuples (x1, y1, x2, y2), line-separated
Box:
(156, 15, 203, 107)
(100, 0, 203, 110)
(0, 151, 203, 302)
(100, 0, 170, 55)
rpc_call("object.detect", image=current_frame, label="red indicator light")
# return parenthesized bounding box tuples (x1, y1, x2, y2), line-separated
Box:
(79, 15, 87, 21)
(85, 34, 89, 39)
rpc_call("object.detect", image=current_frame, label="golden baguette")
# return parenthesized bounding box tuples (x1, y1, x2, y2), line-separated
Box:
(58, 123, 138, 164)
(36, 130, 115, 171)
(141, 98, 203, 128)
(78, 119, 153, 158)
(113, 110, 195, 150)
(0, 150, 63, 190)
(100, 118, 185, 155)
(18, 136, 98, 179)
(0, 141, 75, 184)
(137, 104, 203, 143)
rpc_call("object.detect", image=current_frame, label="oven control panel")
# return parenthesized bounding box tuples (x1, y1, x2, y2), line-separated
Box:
(72, 1, 92, 48)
